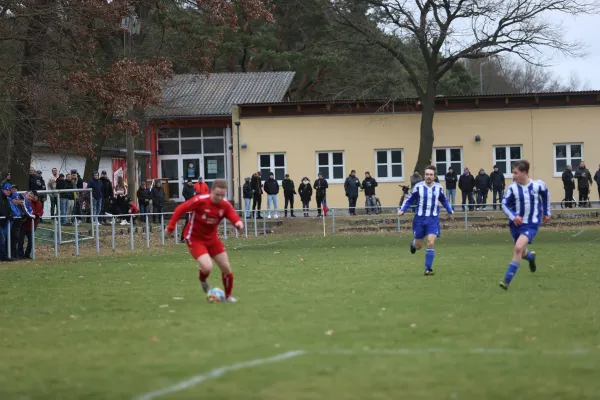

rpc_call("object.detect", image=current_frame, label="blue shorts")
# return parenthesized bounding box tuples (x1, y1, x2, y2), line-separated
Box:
(412, 216, 440, 239)
(509, 222, 539, 244)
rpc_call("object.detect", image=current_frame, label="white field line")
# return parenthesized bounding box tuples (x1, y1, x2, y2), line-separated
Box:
(572, 229, 585, 237)
(133, 347, 595, 399)
(132, 350, 306, 400)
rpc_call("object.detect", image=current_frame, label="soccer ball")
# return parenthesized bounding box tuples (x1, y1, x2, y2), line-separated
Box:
(206, 288, 226, 304)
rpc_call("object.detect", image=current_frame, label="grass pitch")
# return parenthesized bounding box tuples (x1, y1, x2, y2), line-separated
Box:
(1, 228, 600, 399)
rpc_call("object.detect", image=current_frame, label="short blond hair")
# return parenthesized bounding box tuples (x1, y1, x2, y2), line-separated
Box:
(211, 179, 227, 190)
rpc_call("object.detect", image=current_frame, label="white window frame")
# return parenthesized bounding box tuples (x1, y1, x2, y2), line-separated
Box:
(316, 151, 345, 184)
(553, 143, 584, 177)
(433, 147, 463, 181)
(374, 149, 404, 182)
(493, 145, 523, 178)
(257, 153, 287, 183)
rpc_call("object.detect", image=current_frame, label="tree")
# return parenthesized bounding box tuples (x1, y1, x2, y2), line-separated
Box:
(328, 0, 597, 173)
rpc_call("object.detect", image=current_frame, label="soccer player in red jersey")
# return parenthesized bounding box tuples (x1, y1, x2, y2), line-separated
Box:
(165, 179, 244, 302)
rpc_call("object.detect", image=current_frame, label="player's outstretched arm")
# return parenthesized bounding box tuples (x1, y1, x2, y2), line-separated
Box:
(224, 201, 244, 230)
(438, 191, 454, 214)
(398, 188, 418, 215)
(166, 196, 201, 232)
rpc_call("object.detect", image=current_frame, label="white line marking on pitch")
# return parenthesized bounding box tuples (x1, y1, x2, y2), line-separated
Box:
(132, 350, 305, 400)
(572, 230, 585, 237)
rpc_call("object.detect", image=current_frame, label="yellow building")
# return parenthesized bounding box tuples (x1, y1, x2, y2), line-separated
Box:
(232, 92, 600, 209)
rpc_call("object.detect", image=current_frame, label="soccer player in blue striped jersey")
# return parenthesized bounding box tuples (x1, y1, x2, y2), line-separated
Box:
(499, 160, 551, 290)
(398, 166, 454, 275)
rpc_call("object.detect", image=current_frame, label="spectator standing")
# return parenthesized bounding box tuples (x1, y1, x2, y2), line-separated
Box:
(47, 168, 58, 216)
(1, 173, 11, 187)
(194, 176, 209, 195)
(458, 167, 475, 211)
(282, 174, 296, 217)
(66, 174, 78, 224)
(562, 165, 576, 208)
(0, 184, 12, 261)
(8, 192, 23, 258)
(250, 172, 263, 219)
(475, 168, 491, 210)
(594, 164, 600, 201)
(489, 165, 505, 210)
(180, 180, 195, 241)
(56, 174, 68, 225)
(574, 161, 593, 206)
(313, 173, 328, 217)
(28, 168, 37, 191)
(344, 170, 361, 216)
(264, 172, 280, 219)
(19, 191, 42, 259)
(113, 176, 128, 222)
(34, 170, 47, 211)
(100, 170, 113, 219)
(242, 177, 252, 218)
(137, 182, 151, 221)
(87, 171, 104, 225)
(298, 177, 312, 217)
(410, 171, 423, 188)
(150, 181, 165, 223)
(444, 167, 457, 209)
(362, 171, 378, 215)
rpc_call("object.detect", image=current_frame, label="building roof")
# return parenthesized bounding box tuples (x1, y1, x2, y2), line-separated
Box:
(147, 72, 295, 118)
(238, 90, 600, 118)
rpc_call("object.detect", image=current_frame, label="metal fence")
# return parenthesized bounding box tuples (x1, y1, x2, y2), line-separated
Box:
(2, 200, 599, 261)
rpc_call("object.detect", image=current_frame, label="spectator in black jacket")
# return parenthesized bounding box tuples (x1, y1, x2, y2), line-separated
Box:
(562, 165, 575, 208)
(475, 168, 491, 210)
(180, 180, 195, 241)
(0, 184, 13, 261)
(250, 172, 263, 219)
(489, 165, 506, 210)
(362, 171, 378, 215)
(298, 177, 312, 217)
(444, 167, 457, 209)
(313, 173, 328, 217)
(150, 181, 165, 223)
(87, 171, 104, 225)
(263, 172, 279, 219)
(344, 170, 361, 216)
(282, 174, 296, 217)
(137, 182, 151, 215)
(56, 174, 68, 225)
(594, 164, 600, 201)
(458, 168, 475, 211)
(100, 170, 113, 219)
(243, 177, 252, 218)
(574, 162, 593, 206)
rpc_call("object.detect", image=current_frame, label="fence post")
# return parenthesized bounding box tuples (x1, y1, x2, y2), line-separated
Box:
(130, 215, 134, 250)
(145, 214, 150, 249)
(111, 218, 116, 250)
(53, 218, 58, 258)
(263, 215, 266, 236)
(161, 214, 165, 246)
(397, 214, 401, 232)
(244, 213, 248, 238)
(174, 216, 179, 244)
(224, 219, 228, 240)
(95, 218, 100, 253)
(253, 213, 258, 237)
(464, 208, 468, 232)
(332, 208, 335, 233)
(31, 222, 36, 260)
(74, 217, 79, 256)
(7, 220, 11, 259)
(57, 195, 62, 244)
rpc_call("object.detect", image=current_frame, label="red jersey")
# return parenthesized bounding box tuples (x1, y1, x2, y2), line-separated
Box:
(23, 200, 43, 232)
(129, 203, 140, 214)
(167, 194, 240, 241)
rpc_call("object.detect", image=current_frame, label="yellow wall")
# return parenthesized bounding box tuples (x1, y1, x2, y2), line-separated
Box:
(233, 106, 600, 209)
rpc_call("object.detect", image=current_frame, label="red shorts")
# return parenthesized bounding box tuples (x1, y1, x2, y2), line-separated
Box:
(186, 237, 225, 259)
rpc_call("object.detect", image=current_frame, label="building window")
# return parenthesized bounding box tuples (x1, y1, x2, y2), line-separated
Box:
(316, 151, 344, 182)
(258, 153, 286, 181)
(434, 147, 462, 179)
(554, 143, 583, 175)
(493, 145, 523, 176)
(375, 149, 404, 181)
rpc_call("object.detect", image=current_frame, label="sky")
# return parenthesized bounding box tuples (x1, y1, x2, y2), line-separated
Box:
(541, 13, 600, 90)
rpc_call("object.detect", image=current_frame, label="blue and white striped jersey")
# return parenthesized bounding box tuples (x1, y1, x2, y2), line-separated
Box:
(399, 182, 453, 217)
(502, 180, 551, 224)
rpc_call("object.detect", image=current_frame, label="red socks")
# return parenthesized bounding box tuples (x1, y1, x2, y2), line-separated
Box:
(199, 270, 210, 282)
(222, 273, 234, 298)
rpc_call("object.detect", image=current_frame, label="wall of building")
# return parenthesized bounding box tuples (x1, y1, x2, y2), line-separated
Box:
(234, 106, 600, 210)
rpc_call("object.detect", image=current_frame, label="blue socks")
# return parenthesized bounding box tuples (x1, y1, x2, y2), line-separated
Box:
(524, 250, 534, 261)
(504, 261, 520, 284)
(425, 248, 435, 271)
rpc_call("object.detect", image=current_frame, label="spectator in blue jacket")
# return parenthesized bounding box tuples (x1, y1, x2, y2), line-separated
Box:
(87, 171, 104, 225)
(8, 192, 23, 259)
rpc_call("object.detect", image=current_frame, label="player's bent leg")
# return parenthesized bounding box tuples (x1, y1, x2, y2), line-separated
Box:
(213, 251, 235, 302)
(197, 254, 213, 293)
(500, 235, 530, 290)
